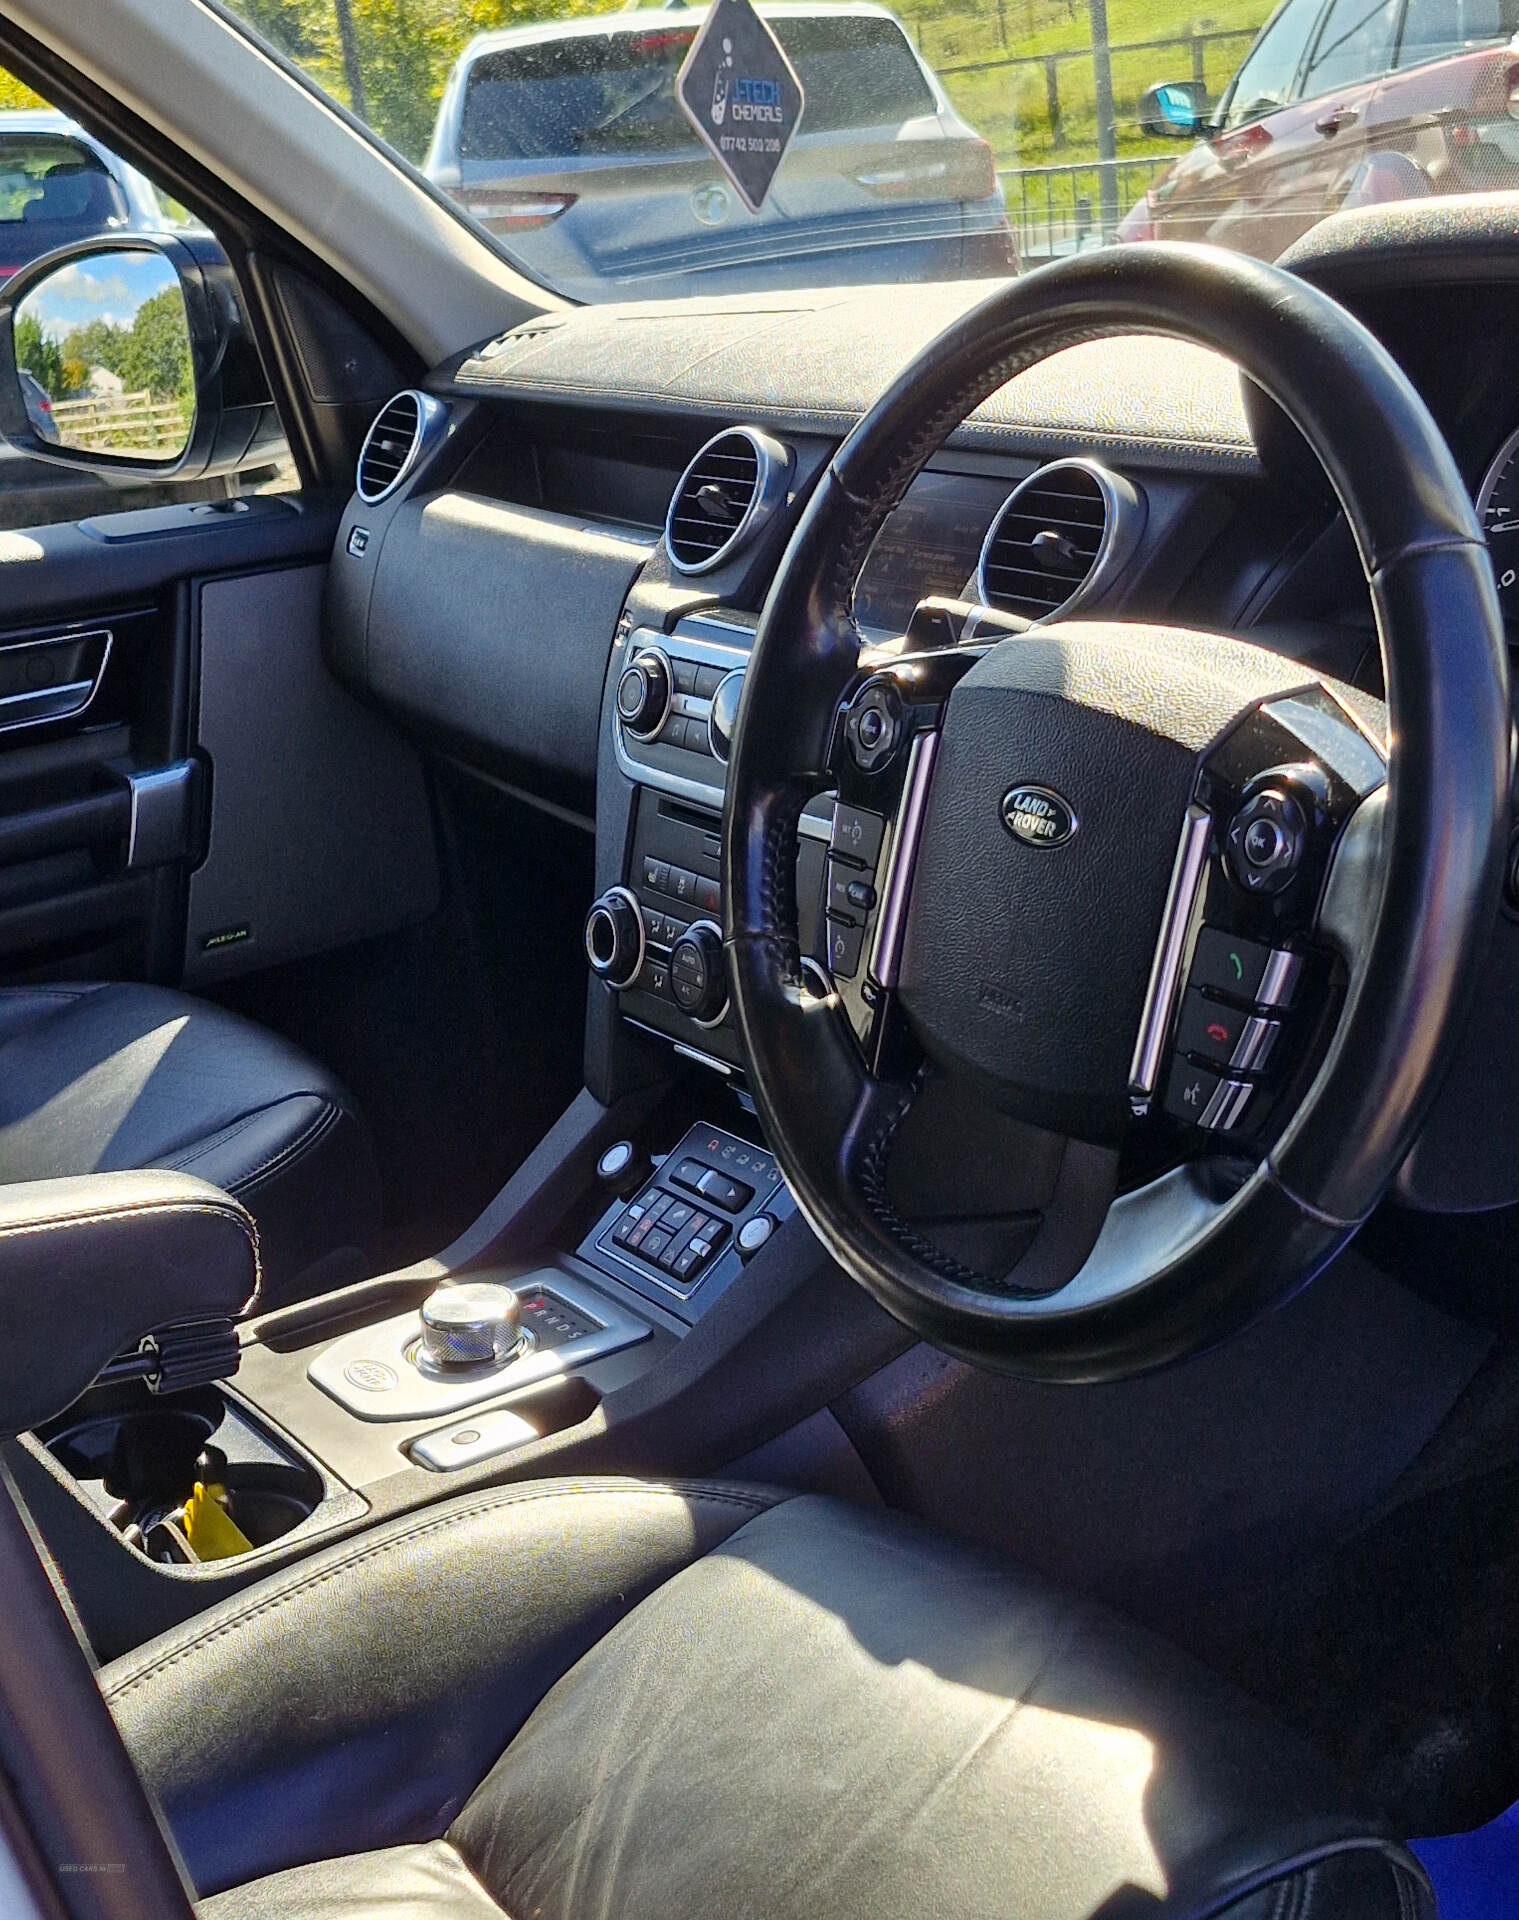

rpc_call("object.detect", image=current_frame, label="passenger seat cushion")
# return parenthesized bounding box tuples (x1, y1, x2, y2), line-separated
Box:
(448, 1496, 1429, 1920)
(175, 1484, 1433, 1920)
(0, 984, 379, 1302)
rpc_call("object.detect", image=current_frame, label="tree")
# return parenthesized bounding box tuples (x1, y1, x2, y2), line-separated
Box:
(14, 313, 64, 397)
(116, 288, 193, 401)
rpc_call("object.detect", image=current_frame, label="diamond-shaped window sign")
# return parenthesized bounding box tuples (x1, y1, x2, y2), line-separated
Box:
(676, 0, 805, 215)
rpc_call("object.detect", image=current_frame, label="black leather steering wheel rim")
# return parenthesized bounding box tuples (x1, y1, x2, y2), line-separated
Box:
(721, 243, 1510, 1382)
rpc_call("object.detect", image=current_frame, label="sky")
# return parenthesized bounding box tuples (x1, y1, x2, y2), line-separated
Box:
(18, 249, 178, 340)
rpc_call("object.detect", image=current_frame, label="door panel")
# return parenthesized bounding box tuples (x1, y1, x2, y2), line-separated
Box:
(0, 500, 437, 992)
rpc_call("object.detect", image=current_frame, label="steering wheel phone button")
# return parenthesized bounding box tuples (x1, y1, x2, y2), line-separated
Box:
(1202, 1079, 1254, 1132)
(1163, 1059, 1224, 1125)
(1175, 989, 1247, 1065)
(1230, 1015, 1280, 1073)
(830, 804, 886, 868)
(1256, 949, 1303, 1010)
(1189, 927, 1271, 1003)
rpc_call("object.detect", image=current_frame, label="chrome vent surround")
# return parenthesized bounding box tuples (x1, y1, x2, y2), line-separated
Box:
(976, 459, 1144, 622)
(665, 426, 791, 574)
(356, 390, 447, 505)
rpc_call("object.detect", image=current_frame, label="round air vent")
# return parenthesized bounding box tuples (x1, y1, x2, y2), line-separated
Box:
(665, 426, 791, 574)
(355, 390, 447, 505)
(976, 460, 1144, 622)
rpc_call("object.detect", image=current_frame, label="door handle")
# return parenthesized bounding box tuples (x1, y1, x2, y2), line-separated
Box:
(1315, 105, 1360, 135)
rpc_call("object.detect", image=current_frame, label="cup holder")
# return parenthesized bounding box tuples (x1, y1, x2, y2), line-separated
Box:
(39, 1381, 326, 1564)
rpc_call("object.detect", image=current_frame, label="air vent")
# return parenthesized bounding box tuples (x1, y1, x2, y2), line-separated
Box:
(976, 460, 1143, 622)
(355, 390, 446, 505)
(666, 426, 790, 574)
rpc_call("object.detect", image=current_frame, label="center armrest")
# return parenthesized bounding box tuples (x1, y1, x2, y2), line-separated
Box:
(0, 1172, 259, 1436)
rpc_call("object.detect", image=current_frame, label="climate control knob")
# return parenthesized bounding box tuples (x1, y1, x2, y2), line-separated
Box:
(669, 919, 728, 1026)
(616, 647, 672, 740)
(584, 887, 645, 989)
(708, 669, 745, 764)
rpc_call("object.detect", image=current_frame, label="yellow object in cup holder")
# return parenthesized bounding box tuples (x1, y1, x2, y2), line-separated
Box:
(181, 1480, 254, 1560)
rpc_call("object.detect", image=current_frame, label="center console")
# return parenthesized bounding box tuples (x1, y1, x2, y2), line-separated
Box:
(6, 547, 911, 1665)
(586, 611, 830, 1071)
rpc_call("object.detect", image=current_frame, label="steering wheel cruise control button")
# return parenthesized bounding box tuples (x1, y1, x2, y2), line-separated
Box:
(830, 804, 886, 868)
(825, 916, 866, 978)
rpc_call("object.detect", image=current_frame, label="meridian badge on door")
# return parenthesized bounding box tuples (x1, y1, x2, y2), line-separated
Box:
(676, 0, 805, 215)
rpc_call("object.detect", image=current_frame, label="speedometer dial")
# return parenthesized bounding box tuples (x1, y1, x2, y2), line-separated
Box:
(1477, 425, 1519, 618)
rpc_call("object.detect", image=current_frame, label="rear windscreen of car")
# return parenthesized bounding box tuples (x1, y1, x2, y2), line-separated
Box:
(458, 17, 938, 162)
(0, 136, 124, 267)
(1396, 0, 1519, 64)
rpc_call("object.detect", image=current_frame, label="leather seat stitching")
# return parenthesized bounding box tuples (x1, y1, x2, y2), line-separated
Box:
(0, 1199, 255, 1248)
(105, 1484, 780, 1700)
(165, 1098, 344, 1192)
(229, 1102, 347, 1199)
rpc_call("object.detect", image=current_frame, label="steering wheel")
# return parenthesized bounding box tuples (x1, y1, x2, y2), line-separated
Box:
(721, 244, 1509, 1383)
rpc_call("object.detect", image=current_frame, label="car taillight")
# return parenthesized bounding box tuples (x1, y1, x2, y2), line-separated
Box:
(854, 138, 998, 202)
(459, 189, 577, 231)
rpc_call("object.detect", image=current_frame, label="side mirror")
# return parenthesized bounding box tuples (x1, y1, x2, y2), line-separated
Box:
(1138, 81, 1209, 138)
(0, 232, 283, 483)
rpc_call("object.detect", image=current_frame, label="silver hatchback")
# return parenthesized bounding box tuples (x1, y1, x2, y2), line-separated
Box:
(423, 3, 1015, 301)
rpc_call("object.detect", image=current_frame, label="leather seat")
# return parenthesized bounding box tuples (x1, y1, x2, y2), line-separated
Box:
(0, 983, 378, 1305)
(102, 1478, 1432, 1919)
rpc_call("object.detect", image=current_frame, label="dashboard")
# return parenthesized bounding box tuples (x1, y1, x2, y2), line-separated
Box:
(324, 199, 1519, 1223)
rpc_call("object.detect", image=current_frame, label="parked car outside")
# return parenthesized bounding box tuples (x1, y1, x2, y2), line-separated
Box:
(422, 2, 1015, 301)
(1120, 0, 1519, 260)
(0, 109, 182, 282)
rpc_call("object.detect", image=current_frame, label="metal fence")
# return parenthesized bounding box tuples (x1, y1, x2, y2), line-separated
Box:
(934, 25, 1259, 149)
(1001, 154, 1172, 262)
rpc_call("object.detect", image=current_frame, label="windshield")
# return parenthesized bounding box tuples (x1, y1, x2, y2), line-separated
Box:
(220, 0, 1519, 301)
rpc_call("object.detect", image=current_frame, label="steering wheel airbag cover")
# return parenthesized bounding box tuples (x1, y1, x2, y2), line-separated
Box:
(900, 624, 1317, 1141)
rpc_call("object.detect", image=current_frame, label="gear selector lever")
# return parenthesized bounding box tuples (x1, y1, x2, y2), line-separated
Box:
(417, 1283, 527, 1371)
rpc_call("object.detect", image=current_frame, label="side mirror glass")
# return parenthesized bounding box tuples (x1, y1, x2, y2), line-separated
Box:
(1139, 81, 1208, 138)
(14, 247, 194, 464)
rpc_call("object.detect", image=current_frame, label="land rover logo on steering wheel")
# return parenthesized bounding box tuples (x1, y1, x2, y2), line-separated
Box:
(1001, 784, 1077, 848)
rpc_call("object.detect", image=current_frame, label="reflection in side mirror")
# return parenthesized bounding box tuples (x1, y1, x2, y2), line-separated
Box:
(13, 247, 195, 464)
(1138, 81, 1208, 139)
